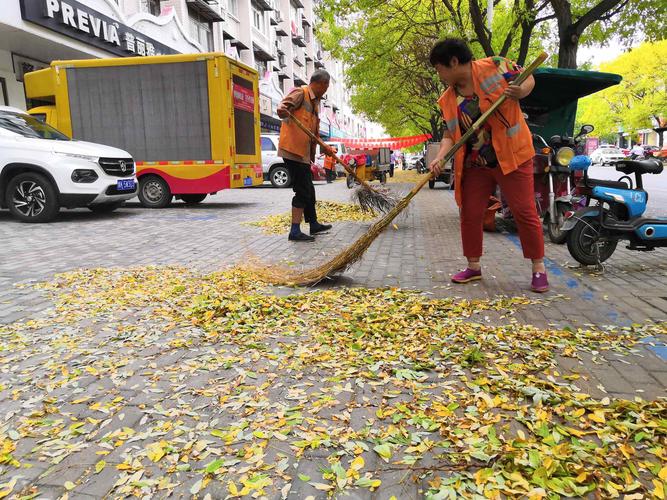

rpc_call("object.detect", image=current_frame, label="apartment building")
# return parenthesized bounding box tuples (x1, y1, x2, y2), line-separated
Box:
(0, 0, 223, 109)
(216, 0, 370, 138)
(1, 0, 372, 138)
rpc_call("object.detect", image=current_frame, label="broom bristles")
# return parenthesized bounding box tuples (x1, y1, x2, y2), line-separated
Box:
(352, 184, 400, 214)
(248, 177, 425, 286)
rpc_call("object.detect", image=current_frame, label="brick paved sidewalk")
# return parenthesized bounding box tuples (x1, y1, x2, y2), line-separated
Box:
(0, 177, 665, 498)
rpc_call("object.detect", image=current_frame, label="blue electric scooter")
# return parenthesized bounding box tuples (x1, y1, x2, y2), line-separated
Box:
(562, 155, 666, 266)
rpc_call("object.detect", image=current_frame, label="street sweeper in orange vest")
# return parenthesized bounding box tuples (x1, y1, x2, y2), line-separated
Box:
(427, 38, 549, 293)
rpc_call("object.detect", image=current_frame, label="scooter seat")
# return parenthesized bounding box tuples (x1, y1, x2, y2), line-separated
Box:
(586, 178, 631, 189)
(615, 158, 663, 175)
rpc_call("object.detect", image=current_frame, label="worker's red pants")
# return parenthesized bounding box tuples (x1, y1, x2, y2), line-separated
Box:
(460, 158, 544, 260)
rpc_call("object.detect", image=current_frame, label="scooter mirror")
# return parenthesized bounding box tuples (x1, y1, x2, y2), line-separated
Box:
(578, 124, 594, 136)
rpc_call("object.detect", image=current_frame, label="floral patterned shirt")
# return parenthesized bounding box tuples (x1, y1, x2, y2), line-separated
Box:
(443, 57, 522, 168)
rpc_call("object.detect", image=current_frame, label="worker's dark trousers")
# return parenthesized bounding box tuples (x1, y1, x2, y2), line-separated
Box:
(285, 159, 317, 223)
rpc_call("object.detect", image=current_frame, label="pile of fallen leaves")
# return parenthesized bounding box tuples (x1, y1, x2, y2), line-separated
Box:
(388, 169, 427, 184)
(245, 200, 377, 234)
(0, 267, 665, 499)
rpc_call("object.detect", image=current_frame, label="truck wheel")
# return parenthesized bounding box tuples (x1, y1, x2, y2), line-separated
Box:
(566, 217, 617, 266)
(6, 172, 59, 223)
(270, 165, 291, 188)
(428, 180, 435, 189)
(88, 202, 123, 213)
(138, 176, 172, 208)
(180, 194, 207, 204)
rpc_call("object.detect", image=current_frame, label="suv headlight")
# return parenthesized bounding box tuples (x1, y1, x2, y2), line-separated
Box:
(56, 152, 100, 162)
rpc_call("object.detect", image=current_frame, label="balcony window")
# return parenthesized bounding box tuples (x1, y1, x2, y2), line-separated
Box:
(255, 59, 268, 78)
(142, 0, 161, 16)
(252, 5, 265, 31)
(228, 0, 238, 17)
(189, 9, 213, 51)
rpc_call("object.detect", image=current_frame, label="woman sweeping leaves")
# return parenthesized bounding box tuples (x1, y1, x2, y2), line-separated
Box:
(428, 38, 549, 293)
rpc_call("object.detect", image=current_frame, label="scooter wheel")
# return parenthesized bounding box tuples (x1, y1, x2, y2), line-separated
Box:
(545, 211, 568, 244)
(566, 217, 617, 266)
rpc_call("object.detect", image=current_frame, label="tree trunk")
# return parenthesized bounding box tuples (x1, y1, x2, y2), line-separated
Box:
(558, 27, 579, 69)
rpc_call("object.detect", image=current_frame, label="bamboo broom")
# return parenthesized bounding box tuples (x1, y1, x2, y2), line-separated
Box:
(287, 111, 399, 213)
(252, 52, 548, 286)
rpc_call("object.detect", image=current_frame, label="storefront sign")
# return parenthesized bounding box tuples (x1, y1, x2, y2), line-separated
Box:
(233, 83, 255, 112)
(19, 0, 178, 57)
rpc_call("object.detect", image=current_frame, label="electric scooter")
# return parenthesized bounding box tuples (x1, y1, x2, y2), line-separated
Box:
(562, 155, 666, 265)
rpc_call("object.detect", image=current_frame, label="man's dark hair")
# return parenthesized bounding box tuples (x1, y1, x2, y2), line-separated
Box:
(310, 69, 331, 83)
(429, 38, 473, 67)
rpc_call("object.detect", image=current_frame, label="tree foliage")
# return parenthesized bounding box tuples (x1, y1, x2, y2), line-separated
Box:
(315, 0, 666, 138)
(576, 41, 667, 143)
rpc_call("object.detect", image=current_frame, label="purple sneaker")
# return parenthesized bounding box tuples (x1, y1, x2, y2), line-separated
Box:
(531, 271, 549, 293)
(451, 268, 482, 284)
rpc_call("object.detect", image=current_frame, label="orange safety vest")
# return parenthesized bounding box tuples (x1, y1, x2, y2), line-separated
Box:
(279, 85, 319, 159)
(323, 151, 337, 170)
(437, 57, 534, 206)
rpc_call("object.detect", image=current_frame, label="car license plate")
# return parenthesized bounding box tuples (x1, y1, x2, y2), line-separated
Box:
(243, 177, 252, 186)
(117, 179, 136, 191)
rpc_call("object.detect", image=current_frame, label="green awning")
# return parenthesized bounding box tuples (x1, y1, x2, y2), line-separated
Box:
(521, 68, 622, 138)
(522, 68, 622, 113)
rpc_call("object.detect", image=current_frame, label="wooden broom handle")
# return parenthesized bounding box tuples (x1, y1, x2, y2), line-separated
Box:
(286, 112, 375, 190)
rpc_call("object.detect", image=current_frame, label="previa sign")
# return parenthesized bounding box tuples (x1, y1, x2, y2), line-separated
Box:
(19, 0, 178, 57)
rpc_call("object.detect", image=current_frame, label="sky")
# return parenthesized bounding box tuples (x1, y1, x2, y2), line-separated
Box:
(577, 39, 631, 67)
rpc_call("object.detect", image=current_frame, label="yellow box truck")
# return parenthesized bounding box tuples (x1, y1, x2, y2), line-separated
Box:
(24, 53, 263, 207)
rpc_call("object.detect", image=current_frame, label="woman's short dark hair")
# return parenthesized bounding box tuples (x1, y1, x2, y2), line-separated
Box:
(429, 38, 473, 67)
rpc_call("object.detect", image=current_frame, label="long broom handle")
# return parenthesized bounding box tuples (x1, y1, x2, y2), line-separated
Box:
(420, 51, 548, 194)
(285, 111, 376, 190)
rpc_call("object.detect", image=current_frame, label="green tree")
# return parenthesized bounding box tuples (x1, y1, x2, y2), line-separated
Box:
(316, 0, 666, 137)
(576, 40, 667, 144)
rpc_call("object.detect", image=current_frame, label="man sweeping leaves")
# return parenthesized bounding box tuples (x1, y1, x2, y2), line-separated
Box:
(277, 70, 333, 242)
(428, 38, 549, 293)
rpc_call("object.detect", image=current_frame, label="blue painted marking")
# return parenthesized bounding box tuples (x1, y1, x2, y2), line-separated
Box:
(639, 336, 667, 361)
(504, 233, 630, 326)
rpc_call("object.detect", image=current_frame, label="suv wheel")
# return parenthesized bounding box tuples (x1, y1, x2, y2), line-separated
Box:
(270, 165, 291, 188)
(138, 175, 172, 208)
(6, 172, 59, 223)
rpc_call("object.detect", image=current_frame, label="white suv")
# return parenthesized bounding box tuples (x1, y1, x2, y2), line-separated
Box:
(0, 107, 137, 222)
(260, 134, 291, 187)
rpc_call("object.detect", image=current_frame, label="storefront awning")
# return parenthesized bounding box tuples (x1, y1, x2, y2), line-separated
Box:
(261, 114, 281, 133)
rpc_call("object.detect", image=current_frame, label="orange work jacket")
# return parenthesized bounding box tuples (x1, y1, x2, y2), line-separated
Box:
(279, 85, 319, 159)
(437, 57, 534, 206)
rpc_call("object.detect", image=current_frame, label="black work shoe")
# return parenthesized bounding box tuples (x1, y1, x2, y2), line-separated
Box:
(310, 223, 332, 235)
(288, 232, 315, 242)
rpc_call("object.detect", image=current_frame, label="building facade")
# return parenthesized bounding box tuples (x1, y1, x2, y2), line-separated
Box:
(216, 0, 371, 138)
(1, 0, 374, 138)
(0, 0, 222, 109)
